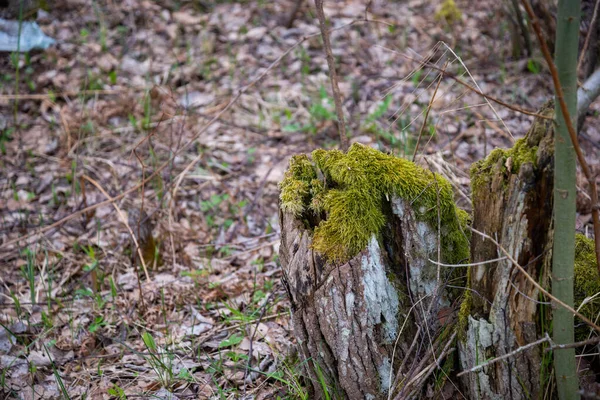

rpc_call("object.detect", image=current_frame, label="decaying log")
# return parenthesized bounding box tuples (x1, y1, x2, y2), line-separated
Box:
(459, 102, 555, 399)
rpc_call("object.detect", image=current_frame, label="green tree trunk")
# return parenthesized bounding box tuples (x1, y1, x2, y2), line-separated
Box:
(553, 0, 581, 398)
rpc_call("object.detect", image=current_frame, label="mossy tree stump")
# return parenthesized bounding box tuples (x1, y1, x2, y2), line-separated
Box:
(279, 106, 600, 398)
(458, 103, 555, 399)
(279, 144, 469, 399)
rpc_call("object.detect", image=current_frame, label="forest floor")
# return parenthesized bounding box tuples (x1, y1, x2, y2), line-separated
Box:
(0, 0, 599, 399)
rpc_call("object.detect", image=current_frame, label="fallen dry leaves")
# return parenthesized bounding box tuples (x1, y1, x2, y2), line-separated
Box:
(0, 0, 598, 398)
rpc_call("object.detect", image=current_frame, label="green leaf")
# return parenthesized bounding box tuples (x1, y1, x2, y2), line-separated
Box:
(282, 123, 302, 132)
(218, 333, 243, 348)
(142, 331, 157, 351)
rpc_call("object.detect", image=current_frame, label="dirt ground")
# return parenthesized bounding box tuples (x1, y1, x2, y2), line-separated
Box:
(0, 0, 598, 398)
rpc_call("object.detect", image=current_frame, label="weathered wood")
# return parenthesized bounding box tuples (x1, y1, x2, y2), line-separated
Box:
(459, 103, 555, 399)
(278, 144, 469, 399)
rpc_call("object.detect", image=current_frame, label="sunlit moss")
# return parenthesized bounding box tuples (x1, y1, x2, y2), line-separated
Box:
(470, 138, 539, 197)
(435, 0, 462, 25)
(280, 143, 469, 264)
(457, 266, 472, 340)
(279, 154, 318, 217)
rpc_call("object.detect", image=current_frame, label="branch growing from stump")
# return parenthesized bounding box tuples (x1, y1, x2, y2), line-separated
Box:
(314, 0, 349, 151)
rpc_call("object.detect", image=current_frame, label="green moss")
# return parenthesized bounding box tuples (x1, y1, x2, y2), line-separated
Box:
(435, 0, 462, 25)
(574, 234, 600, 341)
(471, 102, 555, 197)
(457, 266, 472, 340)
(280, 143, 470, 264)
(470, 138, 538, 196)
(279, 154, 318, 217)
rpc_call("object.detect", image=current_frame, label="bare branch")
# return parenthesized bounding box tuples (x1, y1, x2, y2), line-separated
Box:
(457, 334, 552, 377)
(314, 0, 349, 151)
(470, 227, 600, 333)
(578, 68, 600, 120)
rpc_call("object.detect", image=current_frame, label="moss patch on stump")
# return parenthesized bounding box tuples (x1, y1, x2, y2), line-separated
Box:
(280, 143, 470, 264)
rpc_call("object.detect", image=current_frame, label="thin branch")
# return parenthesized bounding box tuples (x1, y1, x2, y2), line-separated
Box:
(470, 227, 600, 333)
(428, 256, 508, 268)
(457, 333, 552, 377)
(521, 0, 600, 273)
(314, 0, 349, 151)
(0, 89, 119, 101)
(546, 335, 600, 352)
(578, 68, 600, 119)
(381, 47, 553, 120)
(577, 0, 600, 74)
(413, 62, 446, 161)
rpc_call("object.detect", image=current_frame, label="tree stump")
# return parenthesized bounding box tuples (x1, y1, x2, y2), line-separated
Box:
(458, 103, 555, 399)
(279, 144, 469, 399)
(279, 105, 600, 398)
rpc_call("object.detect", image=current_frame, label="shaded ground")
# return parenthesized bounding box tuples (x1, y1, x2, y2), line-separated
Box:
(0, 0, 598, 398)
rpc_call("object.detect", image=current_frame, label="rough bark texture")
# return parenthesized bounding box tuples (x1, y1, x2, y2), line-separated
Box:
(279, 106, 558, 399)
(459, 104, 555, 399)
(279, 193, 460, 399)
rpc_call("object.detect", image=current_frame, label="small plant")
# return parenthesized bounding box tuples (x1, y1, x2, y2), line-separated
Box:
(527, 59, 542, 74)
(88, 316, 106, 333)
(0, 126, 14, 155)
(435, 0, 462, 25)
(218, 333, 243, 349)
(141, 331, 175, 389)
(20, 247, 37, 306)
(283, 86, 337, 135)
(108, 384, 127, 399)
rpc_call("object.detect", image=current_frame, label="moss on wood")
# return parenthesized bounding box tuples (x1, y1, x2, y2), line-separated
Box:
(280, 143, 470, 264)
(574, 234, 600, 340)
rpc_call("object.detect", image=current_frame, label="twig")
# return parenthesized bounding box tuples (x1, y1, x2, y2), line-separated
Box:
(0, 89, 119, 101)
(521, 0, 600, 273)
(428, 256, 508, 268)
(382, 46, 553, 120)
(577, 0, 600, 75)
(406, 340, 456, 399)
(546, 335, 600, 352)
(401, 333, 456, 395)
(470, 227, 600, 333)
(457, 333, 552, 377)
(80, 175, 147, 310)
(314, 0, 349, 151)
(242, 290, 276, 395)
(413, 62, 446, 161)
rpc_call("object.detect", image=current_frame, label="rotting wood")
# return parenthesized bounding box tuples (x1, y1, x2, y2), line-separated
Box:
(459, 103, 555, 399)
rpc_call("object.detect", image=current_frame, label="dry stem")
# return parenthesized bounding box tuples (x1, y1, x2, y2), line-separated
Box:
(314, 0, 349, 151)
(471, 227, 600, 333)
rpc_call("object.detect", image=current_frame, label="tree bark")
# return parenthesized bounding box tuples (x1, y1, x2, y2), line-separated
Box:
(459, 103, 555, 399)
(280, 194, 460, 399)
(279, 105, 565, 398)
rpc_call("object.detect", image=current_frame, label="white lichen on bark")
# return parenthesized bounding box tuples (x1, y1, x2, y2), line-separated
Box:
(361, 236, 400, 343)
